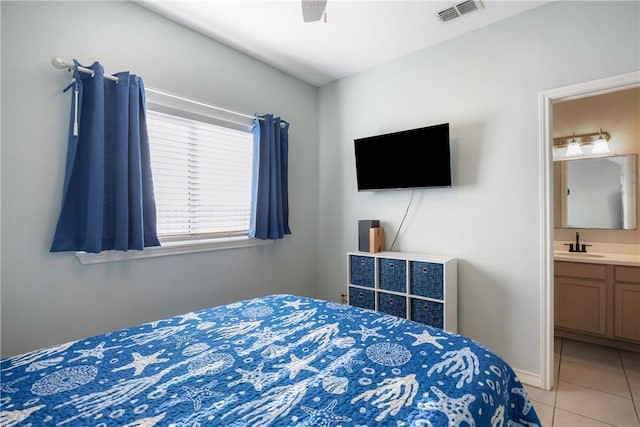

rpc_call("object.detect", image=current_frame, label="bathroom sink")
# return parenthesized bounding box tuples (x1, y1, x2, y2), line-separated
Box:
(554, 252, 605, 258)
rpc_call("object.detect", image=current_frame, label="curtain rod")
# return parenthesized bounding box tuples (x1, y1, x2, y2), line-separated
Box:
(51, 57, 266, 123)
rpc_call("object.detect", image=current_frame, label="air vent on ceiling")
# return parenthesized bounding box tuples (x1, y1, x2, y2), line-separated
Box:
(436, 0, 483, 23)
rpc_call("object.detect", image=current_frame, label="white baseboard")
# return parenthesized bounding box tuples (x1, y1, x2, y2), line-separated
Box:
(514, 368, 546, 390)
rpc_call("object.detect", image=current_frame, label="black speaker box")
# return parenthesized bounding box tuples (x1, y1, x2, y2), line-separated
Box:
(358, 220, 380, 252)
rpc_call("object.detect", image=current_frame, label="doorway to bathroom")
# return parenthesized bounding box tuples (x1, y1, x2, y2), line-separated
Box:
(539, 71, 640, 391)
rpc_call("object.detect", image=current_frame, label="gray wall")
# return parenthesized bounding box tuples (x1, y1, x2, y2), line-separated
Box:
(0, 1, 319, 357)
(317, 1, 639, 375)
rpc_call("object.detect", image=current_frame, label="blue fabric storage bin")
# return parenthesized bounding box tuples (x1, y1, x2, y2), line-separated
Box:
(378, 292, 407, 318)
(411, 298, 444, 328)
(350, 255, 375, 287)
(379, 258, 406, 292)
(348, 286, 375, 310)
(410, 261, 443, 299)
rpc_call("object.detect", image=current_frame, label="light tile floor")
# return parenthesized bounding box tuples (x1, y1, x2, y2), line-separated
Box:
(525, 337, 640, 426)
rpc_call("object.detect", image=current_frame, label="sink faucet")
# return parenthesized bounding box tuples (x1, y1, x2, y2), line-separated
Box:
(564, 232, 591, 253)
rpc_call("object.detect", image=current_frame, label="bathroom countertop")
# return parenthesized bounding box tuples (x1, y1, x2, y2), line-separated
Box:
(553, 251, 640, 267)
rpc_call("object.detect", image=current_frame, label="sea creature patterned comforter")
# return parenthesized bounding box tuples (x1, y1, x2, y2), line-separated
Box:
(0, 294, 540, 426)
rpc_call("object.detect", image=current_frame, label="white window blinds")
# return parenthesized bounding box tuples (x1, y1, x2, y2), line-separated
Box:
(146, 109, 253, 240)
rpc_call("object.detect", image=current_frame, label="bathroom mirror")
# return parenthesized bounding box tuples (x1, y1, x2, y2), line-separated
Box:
(554, 154, 637, 229)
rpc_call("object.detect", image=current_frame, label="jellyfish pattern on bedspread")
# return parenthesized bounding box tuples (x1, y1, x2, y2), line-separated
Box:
(0, 294, 540, 426)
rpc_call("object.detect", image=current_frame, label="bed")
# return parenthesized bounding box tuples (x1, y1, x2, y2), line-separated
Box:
(1, 294, 540, 426)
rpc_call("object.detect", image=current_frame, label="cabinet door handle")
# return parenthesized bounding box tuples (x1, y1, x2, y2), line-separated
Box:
(389, 263, 394, 269)
(360, 259, 366, 265)
(358, 292, 364, 299)
(423, 304, 429, 311)
(388, 299, 394, 305)
(422, 267, 429, 274)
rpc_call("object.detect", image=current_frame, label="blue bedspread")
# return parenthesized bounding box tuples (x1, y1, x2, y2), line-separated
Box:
(1, 295, 540, 426)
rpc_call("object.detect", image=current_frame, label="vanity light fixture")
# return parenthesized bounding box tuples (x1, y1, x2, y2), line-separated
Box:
(553, 129, 611, 160)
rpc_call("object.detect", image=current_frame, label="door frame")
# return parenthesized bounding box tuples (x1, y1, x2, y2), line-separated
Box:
(538, 71, 640, 390)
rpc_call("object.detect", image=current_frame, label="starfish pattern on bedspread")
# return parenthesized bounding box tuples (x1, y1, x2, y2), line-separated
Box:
(274, 354, 320, 379)
(111, 349, 170, 376)
(282, 299, 309, 310)
(300, 399, 352, 427)
(418, 386, 476, 427)
(182, 380, 222, 410)
(349, 324, 385, 341)
(68, 341, 120, 362)
(405, 330, 448, 349)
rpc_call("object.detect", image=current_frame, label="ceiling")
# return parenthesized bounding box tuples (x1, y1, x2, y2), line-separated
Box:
(137, 0, 550, 87)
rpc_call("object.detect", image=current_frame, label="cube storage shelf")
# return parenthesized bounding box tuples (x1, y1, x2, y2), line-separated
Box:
(347, 251, 458, 333)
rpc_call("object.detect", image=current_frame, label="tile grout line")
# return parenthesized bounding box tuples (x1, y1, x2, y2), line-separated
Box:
(559, 356, 627, 375)
(551, 337, 562, 426)
(554, 408, 620, 427)
(618, 348, 640, 425)
(558, 373, 635, 400)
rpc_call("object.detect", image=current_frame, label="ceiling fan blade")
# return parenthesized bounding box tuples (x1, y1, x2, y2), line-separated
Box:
(301, 0, 327, 22)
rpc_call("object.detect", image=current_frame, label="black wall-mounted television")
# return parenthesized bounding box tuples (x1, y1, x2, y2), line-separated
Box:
(354, 123, 451, 191)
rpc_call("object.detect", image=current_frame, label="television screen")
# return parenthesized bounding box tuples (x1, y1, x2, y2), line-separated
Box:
(354, 123, 451, 191)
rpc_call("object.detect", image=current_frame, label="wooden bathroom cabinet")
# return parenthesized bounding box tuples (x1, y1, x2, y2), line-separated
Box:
(614, 266, 640, 343)
(554, 261, 640, 351)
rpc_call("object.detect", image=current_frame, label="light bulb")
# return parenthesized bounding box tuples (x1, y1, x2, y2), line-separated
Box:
(591, 130, 609, 154)
(566, 141, 582, 156)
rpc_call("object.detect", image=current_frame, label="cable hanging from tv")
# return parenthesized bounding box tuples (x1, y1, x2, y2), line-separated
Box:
(390, 189, 415, 251)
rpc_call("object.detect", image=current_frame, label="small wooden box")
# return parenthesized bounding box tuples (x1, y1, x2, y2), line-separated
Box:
(369, 227, 385, 253)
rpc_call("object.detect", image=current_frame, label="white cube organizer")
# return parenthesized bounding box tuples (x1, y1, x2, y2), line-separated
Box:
(347, 251, 458, 333)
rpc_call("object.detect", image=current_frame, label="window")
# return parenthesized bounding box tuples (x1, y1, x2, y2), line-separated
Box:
(75, 101, 270, 264)
(146, 106, 254, 242)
